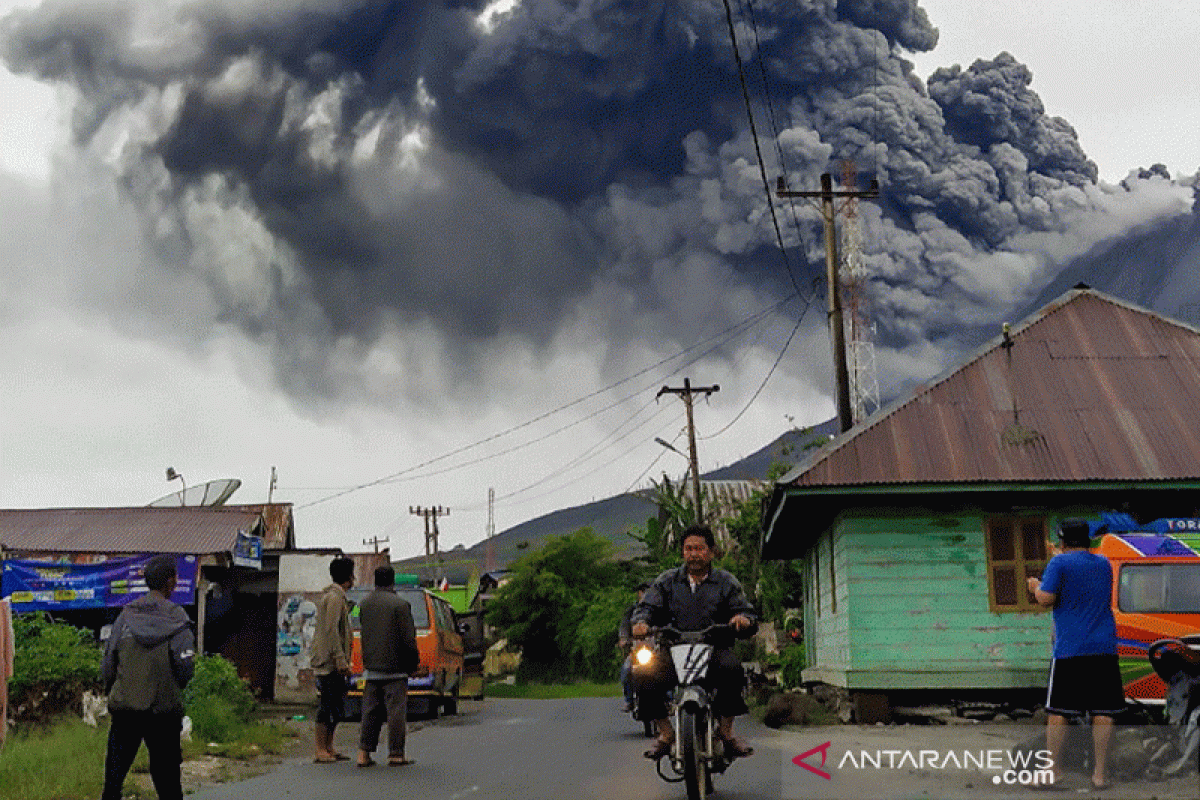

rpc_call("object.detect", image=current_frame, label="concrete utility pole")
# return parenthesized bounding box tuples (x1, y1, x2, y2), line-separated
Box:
(363, 535, 389, 554)
(656, 378, 719, 524)
(776, 172, 879, 433)
(410, 505, 449, 580)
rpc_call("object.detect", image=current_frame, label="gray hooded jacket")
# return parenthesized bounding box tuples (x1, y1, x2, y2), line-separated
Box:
(101, 594, 195, 713)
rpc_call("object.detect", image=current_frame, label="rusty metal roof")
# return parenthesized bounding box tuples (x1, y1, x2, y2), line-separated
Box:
(781, 288, 1200, 488)
(0, 507, 264, 555)
(223, 503, 294, 549)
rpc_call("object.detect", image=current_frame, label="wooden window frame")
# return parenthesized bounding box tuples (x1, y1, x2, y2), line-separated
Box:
(828, 532, 837, 614)
(985, 516, 1049, 613)
(813, 544, 821, 617)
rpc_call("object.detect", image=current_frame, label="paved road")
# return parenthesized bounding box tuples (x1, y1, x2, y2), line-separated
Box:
(189, 698, 1200, 800)
(189, 697, 780, 800)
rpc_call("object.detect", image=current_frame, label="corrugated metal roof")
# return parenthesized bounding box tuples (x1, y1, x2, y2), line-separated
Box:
(0, 507, 263, 555)
(783, 288, 1200, 488)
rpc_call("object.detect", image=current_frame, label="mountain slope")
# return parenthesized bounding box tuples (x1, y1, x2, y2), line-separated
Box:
(392, 423, 834, 581)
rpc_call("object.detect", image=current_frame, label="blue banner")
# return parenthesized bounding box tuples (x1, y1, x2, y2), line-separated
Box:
(232, 530, 262, 569)
(1, 554, 198, 610)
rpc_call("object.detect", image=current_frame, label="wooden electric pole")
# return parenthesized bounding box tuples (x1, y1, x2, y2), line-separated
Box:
(656, 378, 719, 524)
(410, 505, 449, 581)
(363, 535, 389, 554)
(776, 172, 879, 433)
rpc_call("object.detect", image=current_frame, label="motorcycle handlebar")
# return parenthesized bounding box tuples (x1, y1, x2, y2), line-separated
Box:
(635, 622, 756, 645)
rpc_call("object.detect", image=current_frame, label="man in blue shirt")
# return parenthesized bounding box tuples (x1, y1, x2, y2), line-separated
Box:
(1027, 519, 1124, 791)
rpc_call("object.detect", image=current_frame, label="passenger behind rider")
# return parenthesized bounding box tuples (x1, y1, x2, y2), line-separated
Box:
(631, 524, 757, 760)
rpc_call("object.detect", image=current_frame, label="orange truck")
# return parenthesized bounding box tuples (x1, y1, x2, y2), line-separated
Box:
(344, 583, 465, 719)
(1094, 521, 1200, 702)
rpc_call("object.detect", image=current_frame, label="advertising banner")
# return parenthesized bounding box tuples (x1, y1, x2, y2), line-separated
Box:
(1, 554, 198, 611)
(232, 530, 263, 569)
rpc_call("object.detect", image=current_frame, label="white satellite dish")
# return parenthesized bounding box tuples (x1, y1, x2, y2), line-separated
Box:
(149, 478, 242, 507)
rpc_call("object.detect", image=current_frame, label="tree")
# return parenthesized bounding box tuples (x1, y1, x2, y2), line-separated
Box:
(485, 528, 628, 681)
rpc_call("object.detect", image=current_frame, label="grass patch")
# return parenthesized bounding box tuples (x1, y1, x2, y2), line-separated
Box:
(0, 715, 112, 800)
(0, 714, 298, 800)
(187, 719, 296, 759)
(483, 680, 622, 699)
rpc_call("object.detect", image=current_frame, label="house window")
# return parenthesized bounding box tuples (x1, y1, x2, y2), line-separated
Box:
(985, 517, 1049, 612)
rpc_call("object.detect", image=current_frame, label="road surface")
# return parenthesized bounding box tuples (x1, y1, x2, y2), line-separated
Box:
(188, 697, 1199, 800)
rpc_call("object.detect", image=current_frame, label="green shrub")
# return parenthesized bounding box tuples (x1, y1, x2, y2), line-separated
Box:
(780, 643, 807, 689)
(183, 654, 256, 729)
(9, 614, 102, 723)
(187, 696, 245, 743)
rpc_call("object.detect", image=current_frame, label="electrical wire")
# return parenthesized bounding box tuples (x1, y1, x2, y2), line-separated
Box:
(700, 308, 805, 440)
(294, 294, 796, 509)
(718, 0, 810, 304)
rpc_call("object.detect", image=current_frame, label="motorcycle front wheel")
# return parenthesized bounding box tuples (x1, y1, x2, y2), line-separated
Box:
(680, 709, 708, 800)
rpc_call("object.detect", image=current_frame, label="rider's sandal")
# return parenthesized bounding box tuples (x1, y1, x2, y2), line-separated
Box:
(720, 736, 754, 758)
(644, 739, 672, 760)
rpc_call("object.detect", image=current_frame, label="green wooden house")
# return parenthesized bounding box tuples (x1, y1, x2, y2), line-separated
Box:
(761, 288, 1200, 720)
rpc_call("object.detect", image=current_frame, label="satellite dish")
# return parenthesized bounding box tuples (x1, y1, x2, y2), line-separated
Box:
(149, 478, 242, 507)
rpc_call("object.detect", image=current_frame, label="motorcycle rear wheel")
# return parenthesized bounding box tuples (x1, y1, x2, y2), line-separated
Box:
(681, 709, 708, 800)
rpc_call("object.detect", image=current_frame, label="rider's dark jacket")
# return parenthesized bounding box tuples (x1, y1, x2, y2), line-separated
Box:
(631, 566, 757, 632)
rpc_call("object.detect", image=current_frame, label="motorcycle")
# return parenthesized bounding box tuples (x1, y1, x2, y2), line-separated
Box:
(632, 624, 745, 800)
(1146, 636, 1200, 778)
(622, 640, 655, 737)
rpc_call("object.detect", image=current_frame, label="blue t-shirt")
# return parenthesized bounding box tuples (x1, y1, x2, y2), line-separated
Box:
(1039, 550, 1117, 659)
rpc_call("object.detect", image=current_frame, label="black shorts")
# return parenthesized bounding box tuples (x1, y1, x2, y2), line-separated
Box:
(316, 672, 347, 725)
(1044, 654, 1125, 718)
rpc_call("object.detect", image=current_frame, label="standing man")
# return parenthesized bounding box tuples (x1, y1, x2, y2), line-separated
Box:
(356, 565, 420, 767)
(312, 556, 355, 763)
(101, 555, 195, 800)
(631, 524, 757, 760)
(1027, 519, 1124, 792)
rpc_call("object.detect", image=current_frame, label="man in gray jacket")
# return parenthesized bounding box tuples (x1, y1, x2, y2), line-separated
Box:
(101, 554, 195, 800)
(356, 565, 419, 767)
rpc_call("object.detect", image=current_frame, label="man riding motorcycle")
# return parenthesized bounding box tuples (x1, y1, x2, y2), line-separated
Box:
(631, 524, 757, 761)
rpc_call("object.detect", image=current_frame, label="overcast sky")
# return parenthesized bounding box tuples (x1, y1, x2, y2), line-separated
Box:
(0, 0, 1195, 558)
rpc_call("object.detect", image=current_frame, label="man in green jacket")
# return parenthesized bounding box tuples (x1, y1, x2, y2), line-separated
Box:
(101, 555, 195, 800)
(356, 565, 419, 767)
(312, 556, 355, 763)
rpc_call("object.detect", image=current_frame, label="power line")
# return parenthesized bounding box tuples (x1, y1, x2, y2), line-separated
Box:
(295, 295, 795, 509)
(718, 0, 809, 303)
(700, 309, 806, 440)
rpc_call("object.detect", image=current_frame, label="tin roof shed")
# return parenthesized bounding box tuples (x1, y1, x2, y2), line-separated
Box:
(0, 506, 264, 555)
(763, 288, 1200, 558)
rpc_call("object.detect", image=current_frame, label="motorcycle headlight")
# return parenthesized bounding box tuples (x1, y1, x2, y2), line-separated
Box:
(635, 646, 653, 666)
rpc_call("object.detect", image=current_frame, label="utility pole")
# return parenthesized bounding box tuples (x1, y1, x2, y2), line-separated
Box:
(363, 535, 389, 554)
(485, 487, 496, 572)
(656, 378, 719, 524)
(410, 505, 449, 581)
(776, 171, 879, 433)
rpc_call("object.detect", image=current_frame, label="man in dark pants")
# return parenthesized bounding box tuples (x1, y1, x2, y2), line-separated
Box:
(1027, 518, 1124, 791)
(312, 556, 355, 763)
(631, 525, 757, 760)
(356, 565, 420, 767)
(101, 555, 195, 800)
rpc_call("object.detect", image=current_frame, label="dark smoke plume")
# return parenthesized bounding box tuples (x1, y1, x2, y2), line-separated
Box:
(1, 0, 1190, 406)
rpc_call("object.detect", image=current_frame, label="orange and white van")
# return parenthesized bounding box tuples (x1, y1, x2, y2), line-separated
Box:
(1095, 524, 1200, 701)
(345, 584, 465, 718)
